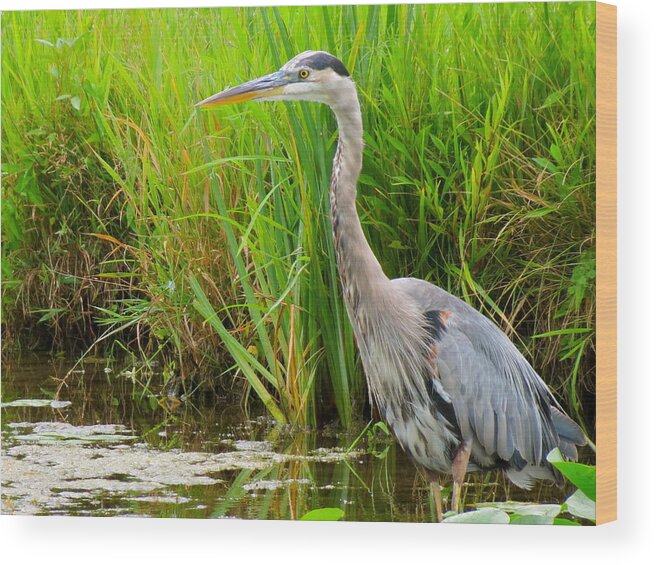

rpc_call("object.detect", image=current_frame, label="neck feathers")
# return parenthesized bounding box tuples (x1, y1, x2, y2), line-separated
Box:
(328, 84, 389, 319)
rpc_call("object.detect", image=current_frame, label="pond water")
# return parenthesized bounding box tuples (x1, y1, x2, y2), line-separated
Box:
(1, 355, 568, 521)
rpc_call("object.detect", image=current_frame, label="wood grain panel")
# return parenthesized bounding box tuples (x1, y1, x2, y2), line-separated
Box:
(595, 1, 617, 525)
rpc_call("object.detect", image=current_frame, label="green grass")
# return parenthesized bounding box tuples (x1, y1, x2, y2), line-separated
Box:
(1, 3, 596, 432)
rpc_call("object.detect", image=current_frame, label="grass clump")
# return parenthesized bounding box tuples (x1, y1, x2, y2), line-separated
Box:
(2, 3, 596, 432)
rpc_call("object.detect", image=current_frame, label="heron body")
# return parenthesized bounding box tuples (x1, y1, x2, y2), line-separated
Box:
(198, 51, 585, 517)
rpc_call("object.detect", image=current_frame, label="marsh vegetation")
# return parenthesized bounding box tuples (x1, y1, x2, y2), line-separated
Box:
(2, 3, 596, 515)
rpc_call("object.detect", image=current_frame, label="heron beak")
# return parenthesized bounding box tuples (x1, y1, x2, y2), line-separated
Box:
(196, 70, 288, 108)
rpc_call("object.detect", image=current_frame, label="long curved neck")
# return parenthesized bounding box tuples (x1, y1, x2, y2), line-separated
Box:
(328, 85, 389, 315)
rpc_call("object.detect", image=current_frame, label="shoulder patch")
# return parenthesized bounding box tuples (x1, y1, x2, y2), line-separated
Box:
(423, 309, 450, 341)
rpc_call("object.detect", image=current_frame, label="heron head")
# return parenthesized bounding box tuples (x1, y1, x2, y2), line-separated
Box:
(196, 50, 352, 108)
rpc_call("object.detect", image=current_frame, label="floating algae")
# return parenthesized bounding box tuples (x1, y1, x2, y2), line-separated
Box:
(1, 399, 72, 409)
(1, 421, 360, 516)
(7, 422, 138, 444)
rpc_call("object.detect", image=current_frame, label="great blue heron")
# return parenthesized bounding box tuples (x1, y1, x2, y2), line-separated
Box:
(197, 51, 586, 519)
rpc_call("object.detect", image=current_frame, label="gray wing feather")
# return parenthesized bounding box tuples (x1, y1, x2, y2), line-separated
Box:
(391, 277, 583, 477)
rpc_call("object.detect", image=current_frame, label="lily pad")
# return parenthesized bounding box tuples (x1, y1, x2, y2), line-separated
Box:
(565, 489, 596, 522)
(478, 501, 562, 519)
(553, 518, 582, 526)
(300, 507, 345, 521)
(509, 514, 555, 525)
(547, 448, 596, 501)
(443, 507, 510, 524)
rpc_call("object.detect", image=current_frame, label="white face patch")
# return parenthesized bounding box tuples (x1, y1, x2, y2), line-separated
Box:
(277, 81, 325, 101)
(262, 69, 353, 106)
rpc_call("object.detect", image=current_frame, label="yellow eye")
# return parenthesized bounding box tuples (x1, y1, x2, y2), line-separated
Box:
(299, 69, 310, 79)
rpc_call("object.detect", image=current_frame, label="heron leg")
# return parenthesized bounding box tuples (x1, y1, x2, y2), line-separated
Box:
(450, 441, 472, 513)
(429, 481, 444, 522)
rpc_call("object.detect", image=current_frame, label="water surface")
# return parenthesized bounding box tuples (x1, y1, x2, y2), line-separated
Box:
(1, 355, 567, 521)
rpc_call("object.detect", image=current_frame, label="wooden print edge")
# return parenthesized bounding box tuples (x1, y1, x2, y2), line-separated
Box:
(595, 1, 617, 525)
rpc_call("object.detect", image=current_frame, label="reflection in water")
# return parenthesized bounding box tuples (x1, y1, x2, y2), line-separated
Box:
(1, 355, 571, 520)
